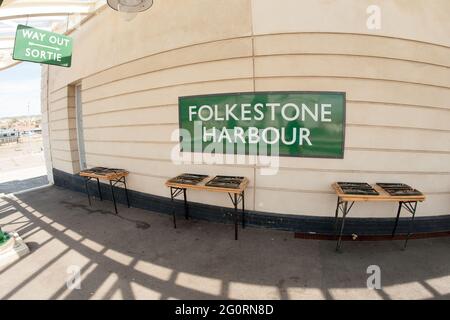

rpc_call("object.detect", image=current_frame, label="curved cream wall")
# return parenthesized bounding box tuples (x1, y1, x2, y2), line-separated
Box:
(44, 0, 450, 218)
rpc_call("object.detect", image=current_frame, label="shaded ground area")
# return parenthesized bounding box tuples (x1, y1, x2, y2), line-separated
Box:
(0, 175, 48, 194)
(0, 186, 449, 300)
(0, 136, 48, 194)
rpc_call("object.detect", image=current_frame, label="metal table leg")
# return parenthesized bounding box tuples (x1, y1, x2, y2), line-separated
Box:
(170, 187, 185, 229)
(109, 180, 118, 214)
(392, 202, 402, 237)
(242, 191, 245, 229)
(391, 201, 418, 249)
(122, 177, 130, 208)
(183, 188, 189, 220)
(84, 177, 91, 206)
(228, 192, 244, 240)
(334, 197, 341, 231)
(335, 200, 355, 252)
(401, 201, 418, 250)
(96, 178, 103, 201)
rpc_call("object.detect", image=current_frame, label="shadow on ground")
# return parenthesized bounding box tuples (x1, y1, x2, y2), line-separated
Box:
(0, 175, 48, 194)
(0, 186, 449, 300)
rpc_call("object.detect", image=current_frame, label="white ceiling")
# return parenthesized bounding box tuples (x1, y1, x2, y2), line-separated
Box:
(0, 0, 106, 70)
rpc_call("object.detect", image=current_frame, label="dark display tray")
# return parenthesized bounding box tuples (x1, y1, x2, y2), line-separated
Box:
(384, 189, 423, 196)
(340, 187, 379, 196)
(376, 183, 412, 189)
(337, 182, 372, 188)
(205, 181, 242, 189)
(205, 175, 245, 189)
(82, 167, 126, 175)
(168, 173, 208, 185)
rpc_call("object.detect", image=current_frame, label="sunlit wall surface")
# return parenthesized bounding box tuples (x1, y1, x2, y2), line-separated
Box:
(41, 0, 450, 219)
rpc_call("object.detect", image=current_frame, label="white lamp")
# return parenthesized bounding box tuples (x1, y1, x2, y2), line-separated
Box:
(107, 0, 154, 13)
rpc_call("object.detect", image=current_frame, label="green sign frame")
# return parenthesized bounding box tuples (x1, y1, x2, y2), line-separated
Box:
(13, 24, 72, 67)
(178, 91, 346, 159)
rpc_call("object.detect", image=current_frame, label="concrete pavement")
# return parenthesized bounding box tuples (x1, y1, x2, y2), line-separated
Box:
(0, 186, 449, 299)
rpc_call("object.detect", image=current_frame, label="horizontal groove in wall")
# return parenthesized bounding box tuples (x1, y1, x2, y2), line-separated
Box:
(81, 52, 449, 94)
(85, 140, 176, 145)
(49, 31, 450, 93)
(85, 152, 255, 169)
(81, 123, 450, 150)
(83, 123, 177, 130)
(49, 86, 67, 96)
(254, 75, 450, 90)
(254, 31, 450, 50)
(50, 106, 75, 114)
(82, 77, 255, 105)
(49, 117, 76, 123)
(83, 103, 176, 117)
(77, 36, 253, 91)
(49, 95, 73, 105)
(81, 73, 450, 105)
(81, 77, 450, 111)
(254, 52, 450, 69)
(82, 56, 253, 93)
(269, 166, 450, 175)
(347, 123, 450, 133)
(346, 147, 450, 155)
(84, 151, 450, 175)
(52, 147, 76, 153)
(347, 99, 450, 112)
(51, 138, 77, 142)
(50, 128, 76, 133)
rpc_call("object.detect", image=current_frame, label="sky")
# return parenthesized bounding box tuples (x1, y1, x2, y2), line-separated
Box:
(0, 62, 41, 118)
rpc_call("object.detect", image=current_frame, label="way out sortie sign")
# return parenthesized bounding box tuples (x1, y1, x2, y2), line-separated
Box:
(13, 24, 73, 67)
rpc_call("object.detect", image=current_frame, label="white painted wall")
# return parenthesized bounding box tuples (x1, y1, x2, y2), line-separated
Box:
(43, 0, 450, 218)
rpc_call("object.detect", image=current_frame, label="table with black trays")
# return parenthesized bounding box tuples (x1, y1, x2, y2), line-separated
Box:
(332, 182, 426, 252)
(165, 174, 249, 240)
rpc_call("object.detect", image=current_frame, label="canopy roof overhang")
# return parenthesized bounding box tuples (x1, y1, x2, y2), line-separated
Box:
(0, 0, 106, 70)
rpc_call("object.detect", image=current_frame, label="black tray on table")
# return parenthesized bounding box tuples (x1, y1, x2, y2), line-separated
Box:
(205, 175, 245, 189)
(168, 173, 208, 185)
(337, 182, 379, 195)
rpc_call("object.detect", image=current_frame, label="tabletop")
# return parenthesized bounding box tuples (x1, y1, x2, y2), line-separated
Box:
(332, 183, 426, 202)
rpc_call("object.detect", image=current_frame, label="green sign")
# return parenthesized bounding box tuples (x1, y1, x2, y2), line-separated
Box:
(179, 92, 346, 158)
(13, 24, 72, 67)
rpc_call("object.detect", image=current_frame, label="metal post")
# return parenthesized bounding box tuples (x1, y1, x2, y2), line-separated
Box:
(334, 197, 340, 231)
(109, 180, 118, 214)
(403, 202, 418, 250)
(96, 178, 103, 201)
(85, 177, 91, 206)
(183, 188, 189, 220)
(336, 201, 348, 252)
(392, 201, 402, 237)
(170, 187, 176, 229)
(123, 178, 130, 208)
(241, 191, 245, 229)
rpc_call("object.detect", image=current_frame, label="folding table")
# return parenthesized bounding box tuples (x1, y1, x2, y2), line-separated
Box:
(165, 175, 249, 240)
(332, 183, 426, 252)
(79, 167, 130, 214)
